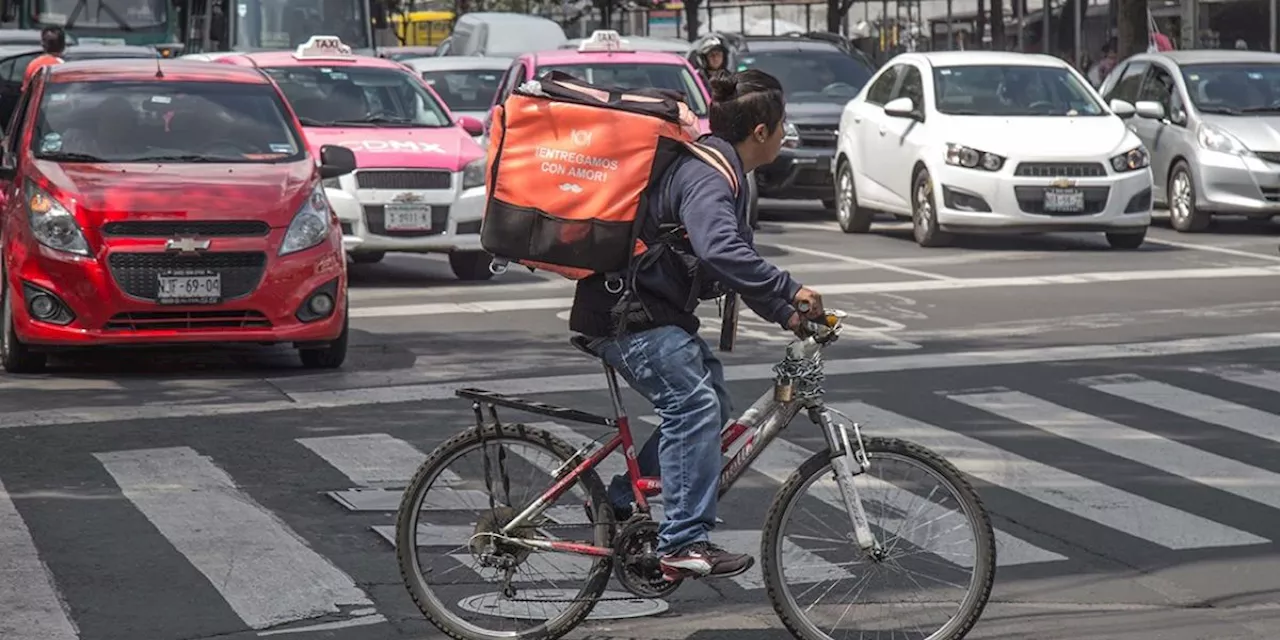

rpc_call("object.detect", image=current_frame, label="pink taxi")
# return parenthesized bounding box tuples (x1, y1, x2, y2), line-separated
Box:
(215, 36, 496, 280)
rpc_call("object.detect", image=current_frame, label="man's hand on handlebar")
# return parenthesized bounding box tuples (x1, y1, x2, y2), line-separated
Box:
(793, 287, 824, 319)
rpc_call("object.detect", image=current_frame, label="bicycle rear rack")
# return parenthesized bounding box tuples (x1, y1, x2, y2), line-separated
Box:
(456, 388, 616, 427)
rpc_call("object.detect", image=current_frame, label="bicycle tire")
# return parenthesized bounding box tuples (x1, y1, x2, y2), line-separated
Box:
(760, 436, 996, 640)
(396, 422, 615, 640)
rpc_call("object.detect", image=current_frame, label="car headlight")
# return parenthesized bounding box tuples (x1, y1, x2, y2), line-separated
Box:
(782, 121, 800, 149)
(321, 176, 342, 189)
(1110, 146, 1149, 172)
(945, 143, 1004, 171)
(462, 157, 487, 190)
(26, 181, 88, 256)
(1196, 122, 1253, 156)
(280, 184, 331, 256)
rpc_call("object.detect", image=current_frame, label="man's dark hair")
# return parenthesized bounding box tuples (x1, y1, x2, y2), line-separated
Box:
(708, 69, 785, 144)
(41, 27, 66, 54)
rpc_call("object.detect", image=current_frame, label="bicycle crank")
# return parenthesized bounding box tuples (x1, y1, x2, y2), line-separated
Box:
(613, 518, 681, 598)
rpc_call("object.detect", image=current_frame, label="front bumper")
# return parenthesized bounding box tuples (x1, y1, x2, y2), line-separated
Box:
(932, 161, 1153, 233)
(1193, 150, 1280, 216)
(330, 170, 483, 254)
(756, 146, 836, 200)
(5, 226, 347, 348)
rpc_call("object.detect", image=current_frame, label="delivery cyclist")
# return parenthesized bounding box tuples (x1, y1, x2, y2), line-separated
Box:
(571, 69, 825, 582)
(22, 27, 67, 92)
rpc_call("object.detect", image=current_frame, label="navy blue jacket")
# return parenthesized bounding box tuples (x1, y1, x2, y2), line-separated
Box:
(569, 135, 802, 338)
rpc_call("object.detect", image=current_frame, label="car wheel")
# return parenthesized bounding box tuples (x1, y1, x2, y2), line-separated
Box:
(350, 251, 386, 265)
(835, 161, 873, 234)
(1106, 229, 1147, 249)
(0, 272, 47, 374)
(298, 308, 348, 370)
(1168, 162, 1210, 232)
(911, 168, 952, 247)
(449, 251, 496, 281)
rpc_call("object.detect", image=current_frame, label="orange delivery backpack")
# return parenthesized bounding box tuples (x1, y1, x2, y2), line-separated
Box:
(479, 70, 739, 290)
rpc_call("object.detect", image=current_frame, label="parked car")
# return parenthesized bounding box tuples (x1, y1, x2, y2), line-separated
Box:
(433, 12, 566, 57)
(1098, 49, 1280, 231)
(405, 55, 512, 127)
(378, 45, 438, 60)
(834, 51, 1153, 248)
(0, 58, 356, 373)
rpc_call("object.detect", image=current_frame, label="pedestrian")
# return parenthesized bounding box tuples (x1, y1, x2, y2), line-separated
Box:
(22, 26, 66, 92)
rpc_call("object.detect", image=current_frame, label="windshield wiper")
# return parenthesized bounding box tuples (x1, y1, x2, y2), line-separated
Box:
(1199, 106, 1241, 115)
(336, 115, 426, 127)
(123, 154, 228, 163)
(38, 151, 104, 162)
(1238, 106, 1280, 113)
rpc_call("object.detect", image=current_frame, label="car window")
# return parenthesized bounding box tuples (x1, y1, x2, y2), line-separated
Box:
(1138, 64, 1185, 121)
(1179, 63, 1280, 113)
(864, 64, 900, 105)
(31, 80, 307, 163)
(420, 68, 505, 112)
(261, 64, 451, 127)
(736, 49, 872, 104)
(931, 64, 1105, 116)
(537, 62, 708, 116)
(1107, 61, 1148, 102)
(497, 63, 526, 103)
(893, 65, 924, 110)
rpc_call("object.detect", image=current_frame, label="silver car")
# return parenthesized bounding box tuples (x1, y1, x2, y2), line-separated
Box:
(1099, 49, 1280, 231)
(403, 55, 512, 127)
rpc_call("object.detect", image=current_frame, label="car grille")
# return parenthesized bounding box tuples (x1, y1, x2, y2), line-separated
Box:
(1014, 162, 1107, 178)
(355, 170, 452, 190)
(107, 252, 267, 301)
(104, 310, 271, 331)
(1014, 186, 1110, 215)
(101, 221, 270, 237)
(795, 124, 838, 148)
(364, 204, 450, 237)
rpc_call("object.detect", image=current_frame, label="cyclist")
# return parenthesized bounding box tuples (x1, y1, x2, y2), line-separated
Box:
(22, 27, 67, 93)
(571, 69, 825, 582)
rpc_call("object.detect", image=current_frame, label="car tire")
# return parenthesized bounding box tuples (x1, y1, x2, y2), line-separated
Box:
(1105, 229, 1147, 249)
(0, 272, 47, 374)
(449, 251, 495, 281)
(911, 168, 952, 247)
(1167, 162, 1210, 232)
(835, 161, 873, 234)
(350, 251, 386, 265)
(299, 308, 348, 370)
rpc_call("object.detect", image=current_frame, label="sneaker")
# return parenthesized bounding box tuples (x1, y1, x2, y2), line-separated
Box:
(659, 541, 754, 581)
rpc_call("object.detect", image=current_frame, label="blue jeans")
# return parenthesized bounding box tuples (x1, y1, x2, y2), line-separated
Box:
(587, 325, 732, 554)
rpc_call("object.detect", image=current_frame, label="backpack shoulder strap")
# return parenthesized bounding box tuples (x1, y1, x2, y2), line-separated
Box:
(679, 140, 740, 197)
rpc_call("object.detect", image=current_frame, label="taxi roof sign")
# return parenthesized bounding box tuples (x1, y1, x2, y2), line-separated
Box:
(294, 35, 354, 59)
(578, 29, 633, 53)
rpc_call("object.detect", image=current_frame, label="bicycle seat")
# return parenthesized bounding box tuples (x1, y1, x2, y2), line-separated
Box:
(569, 335, 602, 360)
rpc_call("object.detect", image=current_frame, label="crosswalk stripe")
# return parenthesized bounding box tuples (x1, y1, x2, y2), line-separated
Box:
(1206, 366, 1280, 394)
(296, 434, 443, 487)
(831, 401, 1268, 550)
(94, 447, 374, 630)
(0, 477, 80, 640)
(698, 530, 853, 590)
(952, 389, 1280, 513)
(1079, 374, 1280, 445)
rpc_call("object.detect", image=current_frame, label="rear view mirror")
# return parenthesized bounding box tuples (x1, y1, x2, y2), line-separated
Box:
(1134, 100, 1165, 120)
(319, 144, 357, 179)
(1110, 99, 1136, 118)
(457, 115, 484, 136)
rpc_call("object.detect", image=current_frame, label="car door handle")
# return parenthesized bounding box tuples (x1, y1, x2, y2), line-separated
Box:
(879, 126, 887, 136)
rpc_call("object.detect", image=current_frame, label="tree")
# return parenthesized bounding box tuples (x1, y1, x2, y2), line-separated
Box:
(1115, 0, 1148, 59)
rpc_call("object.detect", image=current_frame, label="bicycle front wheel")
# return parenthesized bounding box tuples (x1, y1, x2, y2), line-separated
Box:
(761, 436, 995, 640)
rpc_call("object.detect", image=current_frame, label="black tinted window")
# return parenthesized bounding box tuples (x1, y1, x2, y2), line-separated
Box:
(1108, 62, 1148, 102)
(737, 49, 873, 104)
(865, 65, 899, 105)
(421, 68, 504, 112)
(932, 64, 1104, 116)
(262, 65, 450, 127)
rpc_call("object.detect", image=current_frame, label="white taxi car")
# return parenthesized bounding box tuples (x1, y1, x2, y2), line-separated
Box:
(834, 51, 1154, 248)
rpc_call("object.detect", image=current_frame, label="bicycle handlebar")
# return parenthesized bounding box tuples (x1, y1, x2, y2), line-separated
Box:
(795, 301, 844, 344)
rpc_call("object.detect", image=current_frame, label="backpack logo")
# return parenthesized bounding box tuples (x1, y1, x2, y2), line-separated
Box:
(559, 183, 584, 193)
(569, 129, 593, 146)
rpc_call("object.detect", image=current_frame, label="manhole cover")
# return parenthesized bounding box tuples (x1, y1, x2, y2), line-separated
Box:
(457, 590, 668, 620)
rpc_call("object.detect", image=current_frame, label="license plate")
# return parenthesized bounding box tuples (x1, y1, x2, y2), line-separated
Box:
(384, 203, 433, 231)
(157, 271, 221, 304)
(1043, 188, 1085, 212)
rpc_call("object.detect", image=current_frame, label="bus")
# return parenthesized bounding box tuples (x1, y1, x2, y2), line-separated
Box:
(179, 0, 376, 55)
(384, 9, 451, 47)
(0, 0, 181, 47)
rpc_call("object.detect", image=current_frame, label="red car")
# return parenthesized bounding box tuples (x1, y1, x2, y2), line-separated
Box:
(0, 59, 358, 373)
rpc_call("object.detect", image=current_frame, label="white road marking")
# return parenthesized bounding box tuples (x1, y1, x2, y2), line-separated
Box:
(296, 434, 440, 487)
(703, 530, 853, 590)
(831, 401, 1268, 550)
(763, 242, 955, 281)
(256, 614, 386, 636)
(95, 447, 374, 630)
(1201, 366, 1280, 394)
(1080, 374, 1280, 445)
(1142, 236, 1280, 263)
(0, 477, 80, 640)
(952, 389, 1280, 511)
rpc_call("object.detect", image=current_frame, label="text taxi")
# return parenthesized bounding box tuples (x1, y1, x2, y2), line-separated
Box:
(216, 36, 494, 280)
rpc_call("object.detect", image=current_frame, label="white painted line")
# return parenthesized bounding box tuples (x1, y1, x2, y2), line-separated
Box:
(1143, 236, 1280, 263)
(8, 332, 1280, 430)
(348, 265, 1280, 318)
(952, 390, 1280, 512)
(257, 614, 387, 636)
(95, 447, 374, 629)
(297, 434, 441, 488)
(1202, 366, 1280, 394)
(1080, 375, 1280, 445)
(450, 549, 599, 582)
(0, 477, 80, 640)
(832, 401, 1267, 549)
(702, 529, 853, 590)
(765, 242, 955, 281)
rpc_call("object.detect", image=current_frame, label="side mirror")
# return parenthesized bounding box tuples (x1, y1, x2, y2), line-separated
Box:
(1110, 99, 1136, 118)
(1134, 100, 1165, 120)
(883, 96, 917, 120)
(318, 144, 357, 179)
(456, 115, 485, 137)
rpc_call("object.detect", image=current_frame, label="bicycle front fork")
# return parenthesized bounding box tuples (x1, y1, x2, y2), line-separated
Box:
(809, 405, 884, 558)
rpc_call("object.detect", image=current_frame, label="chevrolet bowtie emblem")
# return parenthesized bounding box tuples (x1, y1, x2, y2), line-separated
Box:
(165, 237, 211, 253)
(1051, 177, 1076, 188)
(393, 192, 424, 203)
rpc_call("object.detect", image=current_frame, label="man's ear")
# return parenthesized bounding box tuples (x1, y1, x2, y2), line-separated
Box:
(752, 123, 767, 143)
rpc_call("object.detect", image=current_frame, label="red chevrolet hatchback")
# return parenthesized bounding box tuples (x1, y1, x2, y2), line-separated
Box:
(0, 59, 358, 373)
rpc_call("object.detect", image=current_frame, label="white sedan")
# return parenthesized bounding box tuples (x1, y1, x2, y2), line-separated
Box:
(833, 51, 1154, 248)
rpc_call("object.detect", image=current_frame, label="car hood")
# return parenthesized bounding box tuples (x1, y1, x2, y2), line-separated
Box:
(1200, 114, 1280, 149)
(943, 114, 1135, 158)
(303, 126, 485, 170)
(37, 160, 314, 228)
(786, 101, 845, 124)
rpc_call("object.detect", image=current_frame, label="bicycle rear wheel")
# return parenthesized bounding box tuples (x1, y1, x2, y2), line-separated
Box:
(761, 436, 995, 640)
(396, 422, 614, 640)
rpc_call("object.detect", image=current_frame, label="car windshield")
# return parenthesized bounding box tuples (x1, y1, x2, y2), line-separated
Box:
(230, 0, 370, 50)
(537, 62, 708, 116)
(261, 65, 451, 127)
(737, 50, 872, 103)
(421, 68, 503, 112)
(36, 0, 166, 29)
(32, 81, 306, 163)
(1180, 63, 1280, 113)
(932, 64, 1105, 116)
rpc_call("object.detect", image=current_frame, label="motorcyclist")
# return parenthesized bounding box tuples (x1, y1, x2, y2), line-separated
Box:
(694, 37, 730, 86)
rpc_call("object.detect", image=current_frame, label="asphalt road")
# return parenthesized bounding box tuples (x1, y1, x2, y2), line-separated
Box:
(3, 203, 1280, 640)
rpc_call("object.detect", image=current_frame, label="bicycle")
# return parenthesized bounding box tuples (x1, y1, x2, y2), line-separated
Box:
(396, 307, 996, 640)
